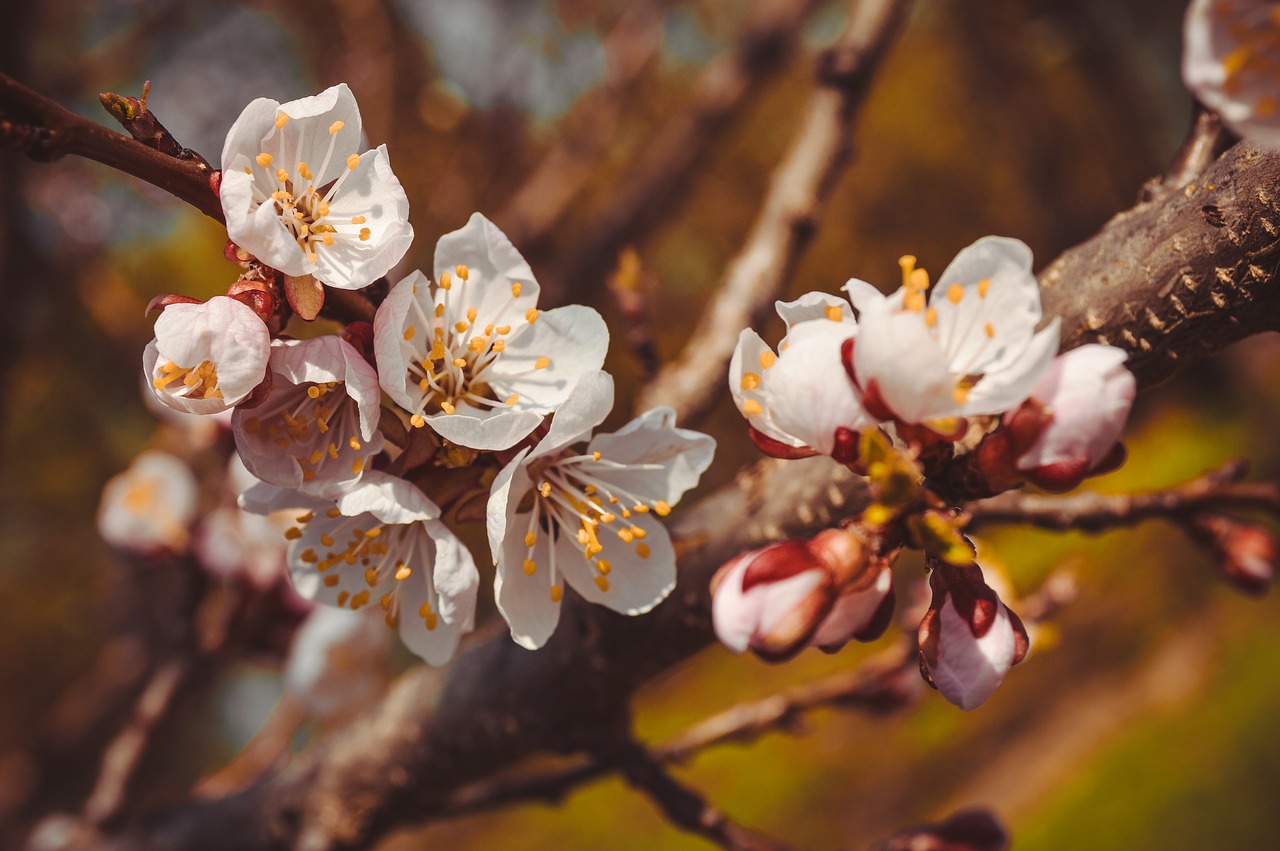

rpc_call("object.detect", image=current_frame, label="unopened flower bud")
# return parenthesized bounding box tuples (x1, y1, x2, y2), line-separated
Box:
(1007, 344, 1135, 493)
(873, 808, 1009, 851)
(918, 562, 1028, 710)
(1189, 513, 1276, 595)
(712, 528, 892, 661)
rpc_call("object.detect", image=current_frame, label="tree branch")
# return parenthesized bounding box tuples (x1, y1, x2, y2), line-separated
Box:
(0, 72, 221, 222)
(965, 459, 1280, 533)
(620, 750, 799, 851)
(635, 0, 913, 420)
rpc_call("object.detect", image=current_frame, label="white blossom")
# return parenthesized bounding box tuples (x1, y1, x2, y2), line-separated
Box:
(487, 371, 715, 649)
(847, 237, 1060, 426)
(244, 473, 479, 666)
(143, 296, 270, 415)
(374, 213, 608, 450)
(730, 292, 872, 461)
(194, 456, 289, 587)
(1184, 0, 1280, 148)
(98, 451, 199, 554)
(220, 83, 412, 289)
(232, 336, 383, 498)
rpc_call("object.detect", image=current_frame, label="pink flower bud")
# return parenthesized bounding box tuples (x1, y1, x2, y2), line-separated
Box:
(918, 562, 1028, 710)
(712, 529, 891, 661)
(1007, 345, 1135, 492)
(1189, 513, 1276, 596)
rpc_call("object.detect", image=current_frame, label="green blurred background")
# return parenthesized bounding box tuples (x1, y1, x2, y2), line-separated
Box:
(3, 0, 1280, 847)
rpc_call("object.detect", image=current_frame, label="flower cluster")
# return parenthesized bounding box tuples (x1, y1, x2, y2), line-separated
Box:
(122, 84, 714, 666)
(718, 237, 1137, 708)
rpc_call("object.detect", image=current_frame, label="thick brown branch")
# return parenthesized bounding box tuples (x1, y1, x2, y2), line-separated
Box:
(965, 459, 1280, 533)
(1040, 142, 1280, 386)
(0, 72, 221, 221)
(636, 0, 912, 420)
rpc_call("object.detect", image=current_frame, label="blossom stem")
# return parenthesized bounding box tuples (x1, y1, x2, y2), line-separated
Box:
(0, 71, 222, 221)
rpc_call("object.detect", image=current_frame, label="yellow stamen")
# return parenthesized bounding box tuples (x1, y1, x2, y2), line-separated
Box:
(825, 305, 843, 322)
(742, 399, 764, 415)
(275, 113, 289, 128)
(346, 153, 360, 170)
(535, 357, 551, 370)
(455, 264, 469, 280)
(759, 351, 776, 369)
(328, 120, 345, 134)
(255, 152, 273, 167)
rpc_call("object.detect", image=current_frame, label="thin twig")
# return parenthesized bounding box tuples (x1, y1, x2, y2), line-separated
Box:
(620, 748, 799, 851)
(634, 0, 913, 420)
(80, 584, 242, 827)
(965, 459, 1280, 533)
(0, 72, 221, 221)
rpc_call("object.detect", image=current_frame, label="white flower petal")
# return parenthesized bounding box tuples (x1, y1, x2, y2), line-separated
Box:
(527, 370, 616, 462)
(776, 291, 856, 336)
(854, 303, 954, 422)
(494, 511, 563, 650)
(425, 405, 547, 452)
(963, 320, 1060, 416)
(842, 278, 886, 317)
(729, 328, 803, 447)
(485, 305, 609, 413)
(312, 145, 413, 290)
(765, 319, 868, 454)
(145, 296, 270, 415)
(335, 471, 440, 525)
(557, 513, 676, 615)
(427, 520, 480, 628)
(434, 212, 540, 330)
(585, 407, 717, 506)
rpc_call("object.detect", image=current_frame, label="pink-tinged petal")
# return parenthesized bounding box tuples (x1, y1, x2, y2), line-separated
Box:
(808, 566, 893, 647)
(1014, 344, 1135, 472)
(927, 595, 1020, 710)
(394, 530, 473, 666)
(484, 305, 609, 413)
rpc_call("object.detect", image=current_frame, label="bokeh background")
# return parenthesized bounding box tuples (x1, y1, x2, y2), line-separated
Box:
(3, 0, 1280, 848)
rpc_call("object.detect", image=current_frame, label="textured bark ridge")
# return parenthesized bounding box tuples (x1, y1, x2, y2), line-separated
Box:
(91, 147, 1280, 851)
(1041, 142, 1280, 387)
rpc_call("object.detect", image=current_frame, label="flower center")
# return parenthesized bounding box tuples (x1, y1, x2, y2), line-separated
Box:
(242, 381, 365, 484)
(400, 266, 553, 427)
(153, 359, 223, 400)
(244, 118, 372, 265)
(290, 509, 439, 631)
(518, 450, 670, 600)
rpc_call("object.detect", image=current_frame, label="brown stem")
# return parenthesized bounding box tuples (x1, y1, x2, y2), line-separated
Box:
(634, 0, 913, 420)
(965, 459, 1280, 533)
(620, 748, 799, 851)
(0, 72, 222, 221)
